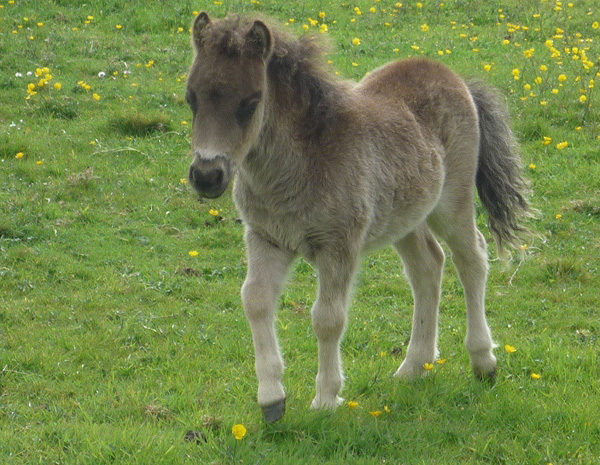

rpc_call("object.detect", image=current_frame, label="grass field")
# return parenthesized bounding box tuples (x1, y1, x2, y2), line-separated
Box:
(1, 0, 599, 463)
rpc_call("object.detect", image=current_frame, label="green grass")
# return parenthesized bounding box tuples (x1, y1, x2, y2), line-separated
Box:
(1, 0, 599, 463)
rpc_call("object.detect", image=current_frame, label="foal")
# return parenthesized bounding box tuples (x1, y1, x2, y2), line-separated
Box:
(186, 13, 531, 422)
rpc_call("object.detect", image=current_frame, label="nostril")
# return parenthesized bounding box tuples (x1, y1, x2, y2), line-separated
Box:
(190, 167, 225, 191)
(213, 168, 223, 186)
(188, 156, 230, 198)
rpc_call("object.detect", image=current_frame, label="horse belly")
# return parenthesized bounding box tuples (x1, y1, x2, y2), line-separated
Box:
(363, 152, 445, 251)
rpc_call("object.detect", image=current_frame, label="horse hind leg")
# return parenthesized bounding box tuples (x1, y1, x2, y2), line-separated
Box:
(430, 213, 497, 379)
(394, 224, 445, 379)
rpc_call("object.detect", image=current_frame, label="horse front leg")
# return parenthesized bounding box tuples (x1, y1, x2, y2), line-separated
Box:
(310, 247, 359, 410)
(241, 230, 295, 422)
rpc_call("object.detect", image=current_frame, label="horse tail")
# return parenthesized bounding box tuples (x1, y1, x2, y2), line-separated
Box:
(467, 79, 533, 253)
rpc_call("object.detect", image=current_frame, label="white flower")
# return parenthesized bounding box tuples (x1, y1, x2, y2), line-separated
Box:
(98, 71, 106, 78)
(15, 72, 23, 78)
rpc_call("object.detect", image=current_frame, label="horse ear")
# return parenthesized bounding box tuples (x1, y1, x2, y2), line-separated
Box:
(247, 20, 273, 60)
(192, 12, 211, 49)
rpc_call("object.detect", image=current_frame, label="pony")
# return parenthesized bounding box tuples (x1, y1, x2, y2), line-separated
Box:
(186, 12, 531, 422)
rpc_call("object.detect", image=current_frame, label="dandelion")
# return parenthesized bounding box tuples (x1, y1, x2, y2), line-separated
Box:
(15, 152, 25, 159)
(529, 163, 537, 170)
(556, 141, 569, 149)
(483, 64, 492, 72)
(370, 410, 383, 417)
(579, 95, 587, 103)
(93, 93, 101, 101)
(421, 24, 430, 32)
(189, 250, 199, 257)
(384, 405, 391, 413)
(180, 178, 188, 185)
(116, 24, 123, 30)
(232, 424, 247, 440)
(436, 359, 448, 365)
(423, 362, 434, 371)
(558, 74, 567, 82)
(36, 160, 43, 165)
(209, 209, 219, 216)
(505, 344, 517, 353)
(348, 401, 359, 409)
(593, 22, 599, 29)
(352, 37, 361, 46)
(531, 373, 542, 380)
(520, 244, 528, 251)
(319, 11, 326, 19)
(556, 214, 562, 220)
(512, 68, 521, 80)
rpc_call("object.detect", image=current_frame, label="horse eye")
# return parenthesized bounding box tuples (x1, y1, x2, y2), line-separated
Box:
(236, 92, 262, 127)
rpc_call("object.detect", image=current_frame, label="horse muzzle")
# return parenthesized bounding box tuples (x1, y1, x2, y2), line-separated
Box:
(189, 155, 232, 198)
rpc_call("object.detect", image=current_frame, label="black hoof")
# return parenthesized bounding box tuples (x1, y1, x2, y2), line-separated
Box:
(261, 398, 286, 423)
(475, 368, 497, 383)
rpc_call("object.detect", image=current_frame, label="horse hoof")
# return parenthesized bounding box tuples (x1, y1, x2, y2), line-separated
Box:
(475, 367, 497, 382)
(261, 398, 286, 423)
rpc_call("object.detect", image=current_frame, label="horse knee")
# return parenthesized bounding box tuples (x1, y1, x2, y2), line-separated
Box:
(242, 280, 275, 320)
(312, 304, 347, 342)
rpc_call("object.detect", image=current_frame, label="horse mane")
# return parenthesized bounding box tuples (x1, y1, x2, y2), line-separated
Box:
(201, 14, 344, 142)
(268, 26, 343, 141)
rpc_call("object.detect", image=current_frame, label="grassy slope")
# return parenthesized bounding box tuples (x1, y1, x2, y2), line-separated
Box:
(0, 0, 599, 463)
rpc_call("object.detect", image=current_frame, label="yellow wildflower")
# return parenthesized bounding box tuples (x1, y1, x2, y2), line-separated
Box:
(348, 401, 359, 409)
(232, 424, 247, 440)
(556, 141, 569, 150)
(15, 152, 25, 159)
(505, 345, 517, 353)
(352, 38, 361, 46)
(423, 363, 434, 371)
(370, 410, 383, 417)
(531, 373, 542, 380)
(188, 250, 199, 257)
(209, 209, 219, 216)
